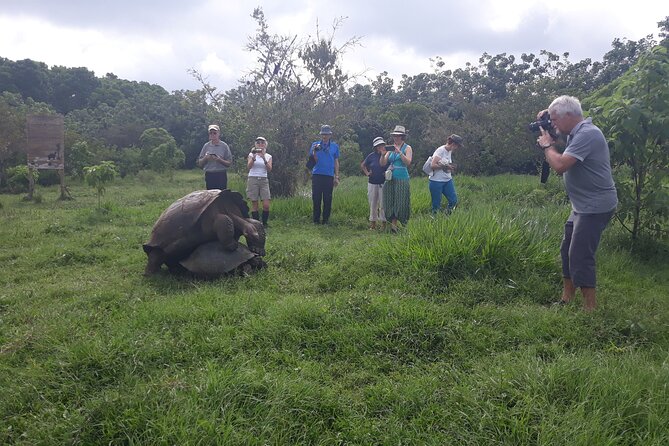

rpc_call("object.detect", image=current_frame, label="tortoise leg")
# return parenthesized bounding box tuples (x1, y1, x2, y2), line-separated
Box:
(144, 248, 166, 276)
(214, 214, 238, 251)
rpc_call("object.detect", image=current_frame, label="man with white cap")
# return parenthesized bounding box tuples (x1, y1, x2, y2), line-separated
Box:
(197, 124, 233, 190)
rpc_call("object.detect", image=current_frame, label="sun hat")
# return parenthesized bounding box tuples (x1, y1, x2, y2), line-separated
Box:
(448, 134, 463, 145)
(390, 125, 406, 135)
(372, 137, 386, 147)
(208, 124, 220, 132)
(255, 136, 267, 142)
(319, 124, 333, 135)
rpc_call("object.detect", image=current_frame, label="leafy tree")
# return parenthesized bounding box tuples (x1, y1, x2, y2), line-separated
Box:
(11, 59, 51, 103)
(84, 161, 118, 208)
(162, 89, 209, 168)
(194, 7, 360, 196)
(0, 93, 25, 186)
(49, 66, 100, 114)
(148, 142, 185, 177)
(590, 44, 669, 242)
(138, 128, 175, 159)
(5, 165, 37, 193)
(66, 141, 95, 178)
(138, 128, 184, 176)
(114, 147, 143, 177)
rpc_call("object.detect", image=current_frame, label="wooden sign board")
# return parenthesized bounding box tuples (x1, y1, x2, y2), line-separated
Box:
(26, 115, 65, 170)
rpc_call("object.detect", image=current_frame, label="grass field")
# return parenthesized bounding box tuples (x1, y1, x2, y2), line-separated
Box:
(1, 170, 668, 445)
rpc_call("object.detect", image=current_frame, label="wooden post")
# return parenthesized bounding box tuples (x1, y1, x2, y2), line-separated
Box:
(58, 168, 71, 200)
(25, 166, 36, 201)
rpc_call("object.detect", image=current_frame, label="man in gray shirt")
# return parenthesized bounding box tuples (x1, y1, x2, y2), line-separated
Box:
(537, 95, 618, 311)
(197, 124, 232, 190)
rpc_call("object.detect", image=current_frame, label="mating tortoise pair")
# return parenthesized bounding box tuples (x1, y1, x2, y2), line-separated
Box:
(143, 189, 266, 277)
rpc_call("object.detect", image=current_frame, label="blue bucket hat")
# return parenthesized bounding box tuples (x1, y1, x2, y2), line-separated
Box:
(319, 125, 333, 135)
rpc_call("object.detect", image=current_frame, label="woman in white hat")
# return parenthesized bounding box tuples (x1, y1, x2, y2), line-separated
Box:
(381, 125, 413, 232)
(246, 136, 273, 226)
(360, 137, 389, 230)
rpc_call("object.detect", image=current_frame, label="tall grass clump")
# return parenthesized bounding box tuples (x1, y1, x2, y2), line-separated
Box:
(375, 208, 559, 296)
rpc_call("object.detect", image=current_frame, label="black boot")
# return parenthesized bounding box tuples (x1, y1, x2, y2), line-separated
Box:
(262, 210, 269, 226)
(251, 211, 259, 221)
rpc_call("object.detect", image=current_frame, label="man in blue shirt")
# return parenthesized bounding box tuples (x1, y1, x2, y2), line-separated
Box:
(309, 125, 340, 224)
(537, 95, 618, 312)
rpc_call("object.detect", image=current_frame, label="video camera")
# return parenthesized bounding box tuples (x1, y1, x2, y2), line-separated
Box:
(528, 111, 557, 184)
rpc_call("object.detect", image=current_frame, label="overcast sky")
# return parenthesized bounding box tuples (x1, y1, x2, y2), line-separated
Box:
(1, 0, 666, 93)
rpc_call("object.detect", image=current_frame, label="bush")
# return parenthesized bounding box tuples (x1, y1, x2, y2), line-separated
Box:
(5, 165, 37, 193)
(36, 169, 60, 187)
(84, 161, 118, 208)
(66, 141, 95, 178)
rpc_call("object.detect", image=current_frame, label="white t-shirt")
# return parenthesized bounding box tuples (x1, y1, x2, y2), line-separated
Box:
(247, 152, 272, 177)
(430, 145, 452, 182)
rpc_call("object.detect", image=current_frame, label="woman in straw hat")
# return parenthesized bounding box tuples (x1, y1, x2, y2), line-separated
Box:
(381, 125, 413, 233)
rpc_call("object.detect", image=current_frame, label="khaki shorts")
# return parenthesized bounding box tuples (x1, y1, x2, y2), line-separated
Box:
(246, 176, 271, 201)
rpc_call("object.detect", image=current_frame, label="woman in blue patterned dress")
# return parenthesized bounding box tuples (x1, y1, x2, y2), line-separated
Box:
(381, 125, 413, 233)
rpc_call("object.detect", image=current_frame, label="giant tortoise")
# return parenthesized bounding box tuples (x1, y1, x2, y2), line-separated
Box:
(179, 241, 267, 278)
(143, 189, 265, 275)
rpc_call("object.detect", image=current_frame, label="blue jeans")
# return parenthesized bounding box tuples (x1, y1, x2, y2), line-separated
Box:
(429, 179, 457, 213)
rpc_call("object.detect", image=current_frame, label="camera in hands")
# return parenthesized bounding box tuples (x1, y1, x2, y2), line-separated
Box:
(528, 111, 557, 139)
(313, 143, 321, 151)
(252, 148, 262, 154)
(528, 111, 556, 184)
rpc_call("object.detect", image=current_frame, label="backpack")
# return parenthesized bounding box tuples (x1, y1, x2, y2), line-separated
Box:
(422, 156, 433, 176)
(306, 153, 316, 170)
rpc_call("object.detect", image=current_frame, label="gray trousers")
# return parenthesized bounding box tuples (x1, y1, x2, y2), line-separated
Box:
(561, 210, 614, 288)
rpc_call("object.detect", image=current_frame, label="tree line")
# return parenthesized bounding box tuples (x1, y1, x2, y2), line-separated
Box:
(0, 11, 667, 241)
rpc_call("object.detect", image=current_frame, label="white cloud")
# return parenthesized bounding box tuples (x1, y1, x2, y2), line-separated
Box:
(1, 14, 173, 80)
(1, 1, 667, 93)
(198, 52, 237, 85)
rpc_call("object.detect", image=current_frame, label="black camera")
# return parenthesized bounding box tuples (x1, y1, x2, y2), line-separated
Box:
(528, 111, 557, 138)
(528, 111, 556, 184)
(252, 148, 262, 154)
(313, 143, 321, 151)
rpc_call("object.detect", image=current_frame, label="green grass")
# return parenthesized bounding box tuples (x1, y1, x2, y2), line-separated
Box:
(1, 170, 668, 445)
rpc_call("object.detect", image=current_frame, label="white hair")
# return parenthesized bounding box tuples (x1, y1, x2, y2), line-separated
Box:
(548, 95, 583, 118)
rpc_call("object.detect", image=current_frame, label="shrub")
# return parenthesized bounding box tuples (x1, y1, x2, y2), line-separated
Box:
(84, 161, 118, 208)
(5, 165, 37, 193)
